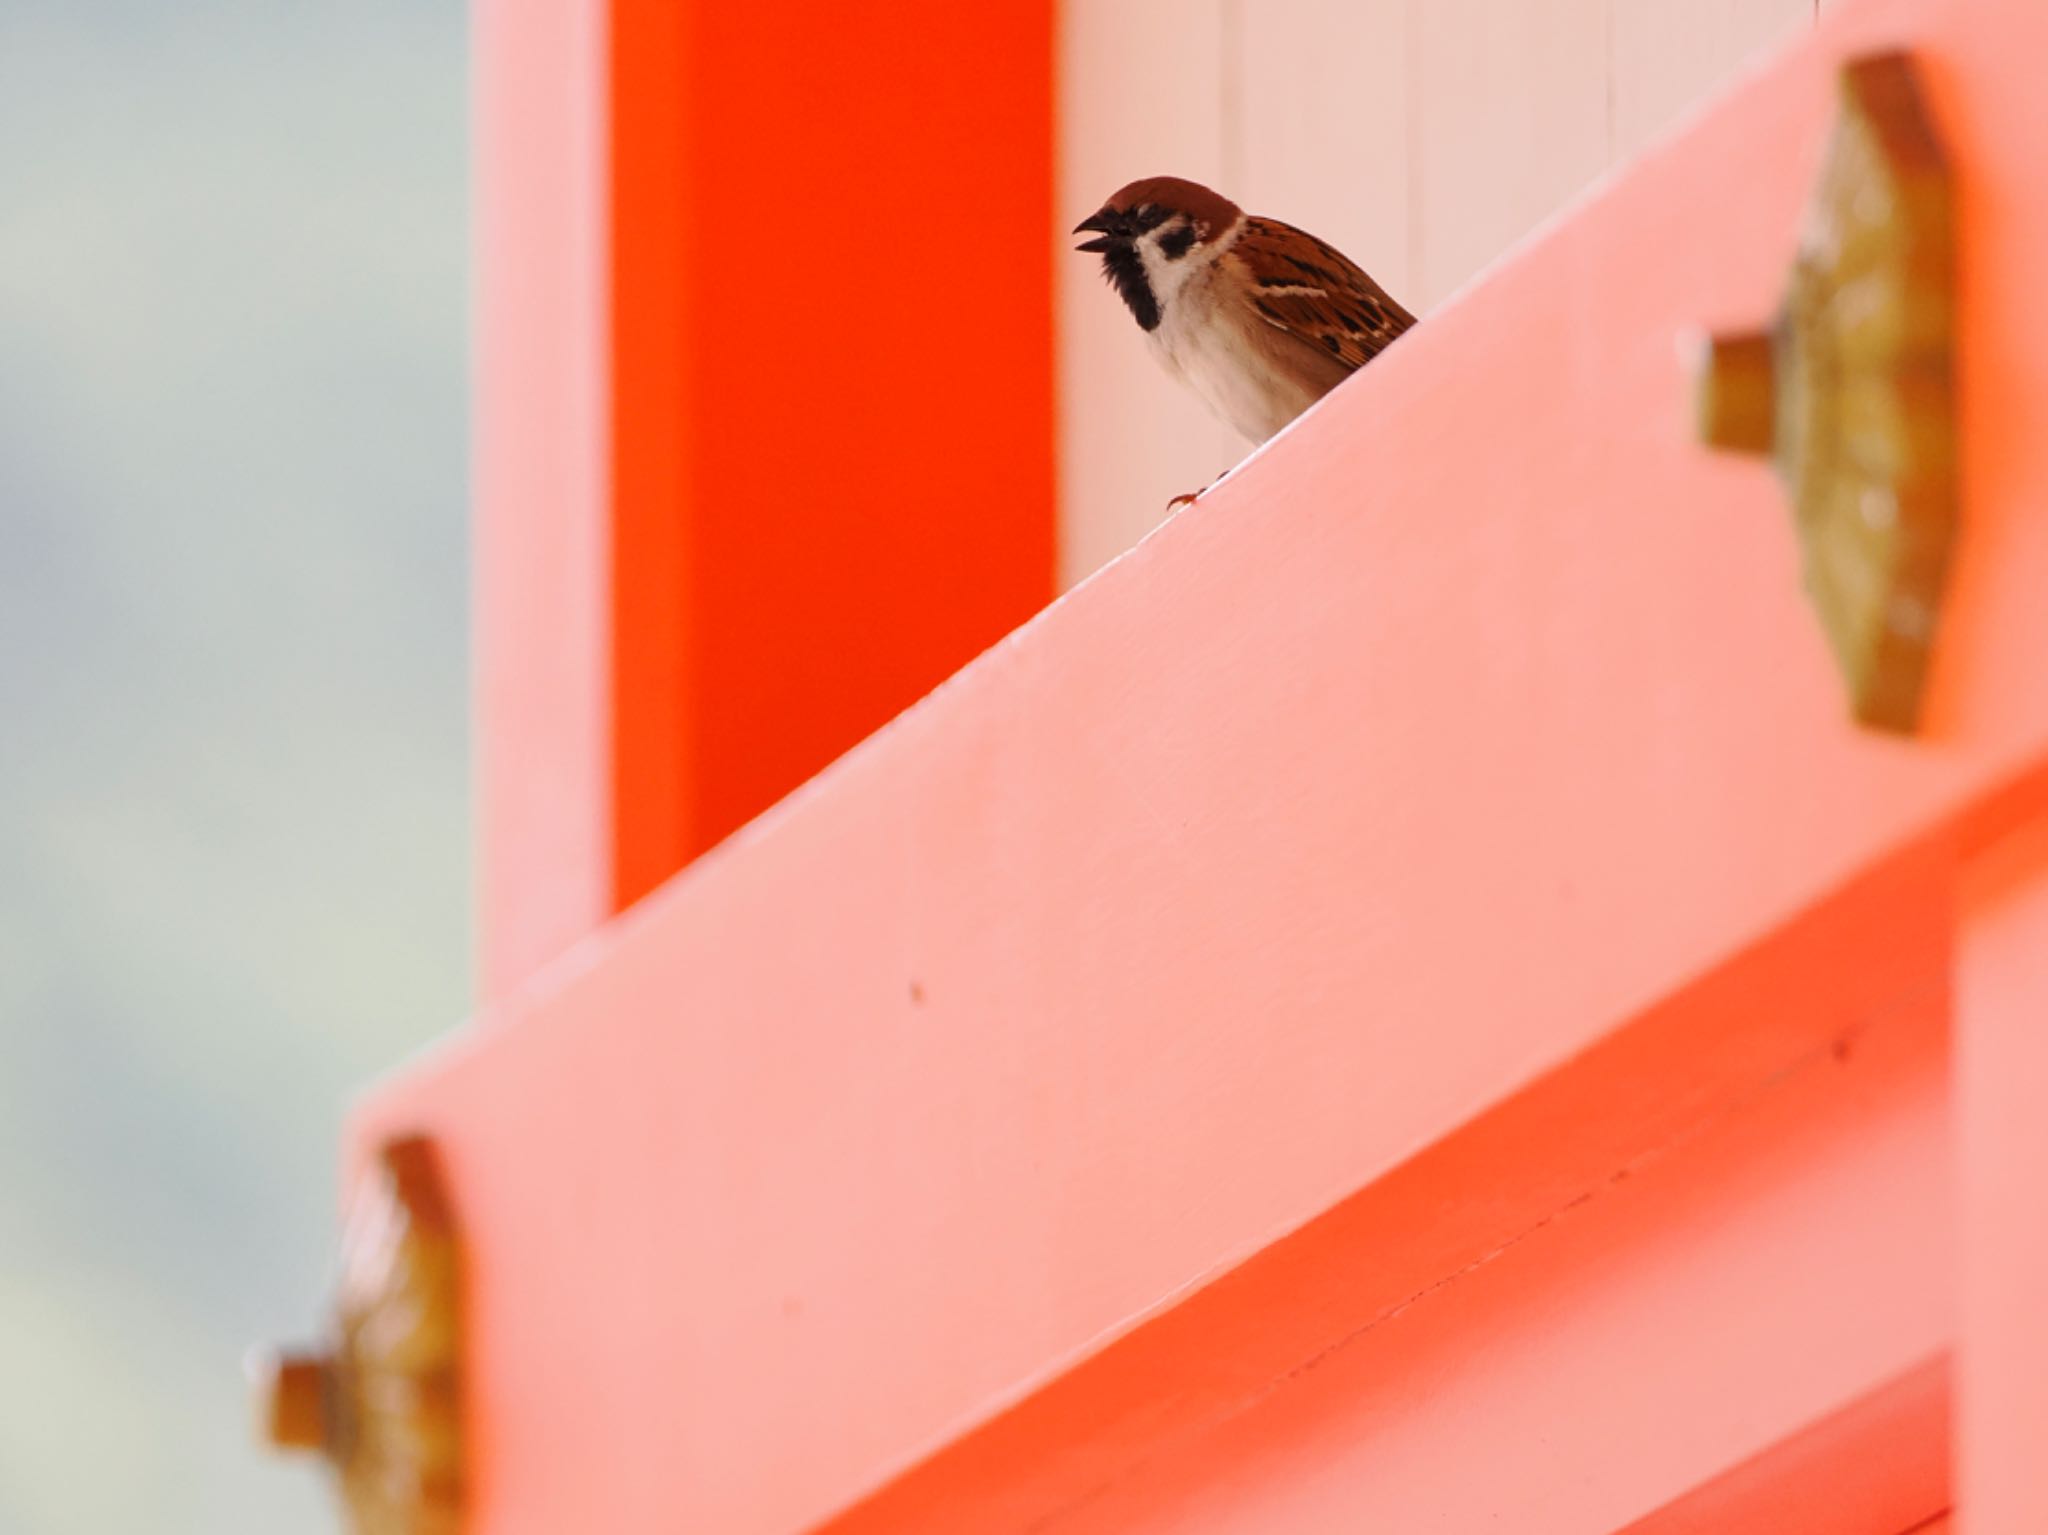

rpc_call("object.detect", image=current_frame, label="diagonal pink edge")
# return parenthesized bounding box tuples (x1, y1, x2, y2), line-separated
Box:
(359, 0, 2048, 1529)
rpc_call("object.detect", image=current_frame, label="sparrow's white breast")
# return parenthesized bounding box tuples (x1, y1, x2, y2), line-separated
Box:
(1140, 220, 1333, 445)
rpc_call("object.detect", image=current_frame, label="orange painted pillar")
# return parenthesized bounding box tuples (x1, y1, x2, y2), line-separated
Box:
(477, 0, 1057, 996)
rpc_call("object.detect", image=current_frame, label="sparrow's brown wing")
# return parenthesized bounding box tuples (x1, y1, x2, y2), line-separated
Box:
(1231, 216, 1416, 373)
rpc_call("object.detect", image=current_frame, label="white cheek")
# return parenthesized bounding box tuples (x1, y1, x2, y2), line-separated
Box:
(1137, 216, 1243, 315)
(1136, 234, 1197, 312)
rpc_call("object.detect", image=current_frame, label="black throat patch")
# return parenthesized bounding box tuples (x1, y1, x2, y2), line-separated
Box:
(1098, 243, 1160, 332)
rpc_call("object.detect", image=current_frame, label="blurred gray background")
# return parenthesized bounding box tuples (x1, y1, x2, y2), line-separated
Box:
(0, 4, 468, 1530)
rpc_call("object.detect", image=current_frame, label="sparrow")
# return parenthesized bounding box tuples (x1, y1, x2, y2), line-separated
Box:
(1074, 176, 1416, 453)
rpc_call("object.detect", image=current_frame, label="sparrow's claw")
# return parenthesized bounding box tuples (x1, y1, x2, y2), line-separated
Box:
(1165, 465, 1231, 514)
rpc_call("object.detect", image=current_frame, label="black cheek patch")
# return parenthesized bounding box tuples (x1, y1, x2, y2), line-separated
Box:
(1158, 225, 1197, 261)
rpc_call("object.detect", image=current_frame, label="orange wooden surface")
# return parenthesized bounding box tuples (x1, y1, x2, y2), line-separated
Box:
(1958, 816, 2048, 1534)
(411, 0, 2048, 1528)
(605, 0, 1057, 911)
(606, 0, 695, 914)
(478, 0, 1057, 991)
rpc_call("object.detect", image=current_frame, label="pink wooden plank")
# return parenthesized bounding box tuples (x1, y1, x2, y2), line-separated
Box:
(817, 842, 1954, 1533)
(1621, 1360, 1948, 1535)
(1957, 813, 2048, 1534)
(472, 0, 609, 997)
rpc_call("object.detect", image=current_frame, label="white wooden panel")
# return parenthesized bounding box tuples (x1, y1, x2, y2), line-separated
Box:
(1612, 0, 1815, 160)
(1058, 0, 1241, 588)
(1411, 0, 1612, 305)
(1237, 0, 1413, 305)
(1057, 0, 1825, 587)
(1732, 0, 1818, 31)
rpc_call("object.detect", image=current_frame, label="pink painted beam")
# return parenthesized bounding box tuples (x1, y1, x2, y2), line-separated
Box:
(819, 844, 1954, 1533)
(472, 0, 609, 997)
(1620, 1361, 1949, 1535)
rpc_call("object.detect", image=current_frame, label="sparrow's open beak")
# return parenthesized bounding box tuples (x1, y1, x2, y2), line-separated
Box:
(1073, 209, 1123, 253)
